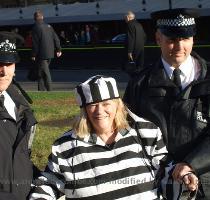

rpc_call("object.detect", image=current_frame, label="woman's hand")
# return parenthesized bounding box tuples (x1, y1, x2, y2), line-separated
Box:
(172, 163, 198, 191)
(182, 172, 198, 191)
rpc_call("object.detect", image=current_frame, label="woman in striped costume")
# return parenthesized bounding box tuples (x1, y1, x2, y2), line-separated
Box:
(30, 75, 198, 200)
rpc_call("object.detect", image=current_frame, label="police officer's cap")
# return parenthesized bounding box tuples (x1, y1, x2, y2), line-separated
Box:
(0, 31, 20, 63)
(151, 8, 199, 38)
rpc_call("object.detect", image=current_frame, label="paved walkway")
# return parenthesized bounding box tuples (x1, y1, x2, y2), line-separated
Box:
(19, 81, 128, 91)
(16, 69, 129, 91)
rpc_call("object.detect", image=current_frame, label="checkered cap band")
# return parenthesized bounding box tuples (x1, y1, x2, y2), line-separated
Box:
(0, 39, 16, 53)
(157, 14, 195, 27)
(75, 75, 120, 107)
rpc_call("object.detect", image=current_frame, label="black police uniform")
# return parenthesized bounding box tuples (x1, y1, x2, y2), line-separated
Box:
(0, 32, 37, 200)
(124, 52, 210, 199)
(124, 9, 210, 199)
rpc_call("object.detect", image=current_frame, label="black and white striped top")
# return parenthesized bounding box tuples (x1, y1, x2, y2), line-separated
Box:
(30, 116, 167, 200)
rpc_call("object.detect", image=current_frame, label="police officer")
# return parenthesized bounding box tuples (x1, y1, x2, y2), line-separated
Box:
(0, 31, 37, 200)
(124, 8, 210, 199)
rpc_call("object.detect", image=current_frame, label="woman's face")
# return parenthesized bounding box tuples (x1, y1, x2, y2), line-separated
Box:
(156, 30, 193, 68)
(86, 99, 118, 135)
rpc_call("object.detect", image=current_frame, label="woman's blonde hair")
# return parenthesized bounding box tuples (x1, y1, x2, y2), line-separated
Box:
(72, 98, 129, 138)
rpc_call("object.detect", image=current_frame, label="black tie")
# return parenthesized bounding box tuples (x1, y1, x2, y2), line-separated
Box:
(172, 68, 182, 90)
(0, 94, 5, 111)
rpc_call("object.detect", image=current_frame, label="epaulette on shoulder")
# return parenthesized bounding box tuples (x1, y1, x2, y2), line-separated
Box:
(134, 64, 153, 77)
(127, 65, 152, 85)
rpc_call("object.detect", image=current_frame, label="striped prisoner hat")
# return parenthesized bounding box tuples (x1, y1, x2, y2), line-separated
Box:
(151, 8, 199, 38)
(75, 75, 120, 107)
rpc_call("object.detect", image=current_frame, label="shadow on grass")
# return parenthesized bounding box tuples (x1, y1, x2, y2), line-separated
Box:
(39, 117, 74, 127)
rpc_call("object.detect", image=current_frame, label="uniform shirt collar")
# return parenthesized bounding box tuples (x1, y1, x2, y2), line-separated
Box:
(2, 91, 17, 120)
(162, 55, 193, 78)
(162, 55, 200, 89)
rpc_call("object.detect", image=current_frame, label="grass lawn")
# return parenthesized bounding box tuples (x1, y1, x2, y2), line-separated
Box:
(29, 91, 79, 170)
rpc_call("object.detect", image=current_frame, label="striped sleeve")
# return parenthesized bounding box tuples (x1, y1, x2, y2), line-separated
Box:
(127, 109, 168, 169)
(29, 135, 68, 199)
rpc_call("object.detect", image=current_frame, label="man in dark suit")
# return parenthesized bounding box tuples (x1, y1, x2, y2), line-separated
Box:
(32, 10, 62, 91)
(124, 8, 209, 199)
(124, 11, 146, 72)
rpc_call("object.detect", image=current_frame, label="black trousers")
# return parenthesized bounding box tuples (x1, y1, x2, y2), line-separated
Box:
(37, 59, 52, 91)
(134, 50, 144, 71)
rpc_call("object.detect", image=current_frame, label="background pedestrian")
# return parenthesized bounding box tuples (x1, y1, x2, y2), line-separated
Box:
(32, 10, 62, 91)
